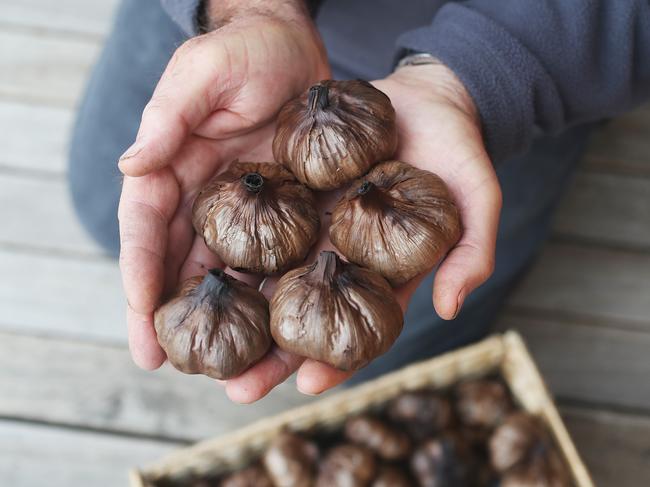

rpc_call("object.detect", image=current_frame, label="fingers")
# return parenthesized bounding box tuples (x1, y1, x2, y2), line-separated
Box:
(118, 36, 228, 177)
(296, 360, 353, 395)
(127, 304, 166, 370)
(433, 175, 502, 320)
(118, 168, 179, 369)
(225, 347, 305, 404)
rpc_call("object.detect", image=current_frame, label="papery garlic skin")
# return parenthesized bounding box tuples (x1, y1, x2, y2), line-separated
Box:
(330, 160, 461, 287)
(489, 412, 549, 473)
(263, 432, 318, 487)
(154, 269, 271, 380)
(315, 444, 376, 487)
(344, 415, 411, 460)
(273, 80, 398, 190)
(192, 162, 320, 275)
(270, 251, 403, 371)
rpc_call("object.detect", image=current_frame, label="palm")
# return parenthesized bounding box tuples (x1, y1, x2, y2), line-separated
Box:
(225, 70, 501, 402)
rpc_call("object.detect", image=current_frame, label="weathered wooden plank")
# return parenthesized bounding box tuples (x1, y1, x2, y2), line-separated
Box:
(0, 173, 103, 255)
(508, 243, 650, 329)
(561, 407, 650, 487)
(498, 314, 650, 410)
(0, 100, 71, 173)
(0, 331, 313, 441)
(0, 249, 124, 342)
(0, 28, 99, 106)
(0, 419, 178, 487)
(553, 171, 650, 249)
(584, 104, 650, 175)
(0, 0, 118, 37)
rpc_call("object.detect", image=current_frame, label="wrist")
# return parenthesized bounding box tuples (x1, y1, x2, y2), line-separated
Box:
(200, 0, 310, 31)
(391, 61, 480, 128)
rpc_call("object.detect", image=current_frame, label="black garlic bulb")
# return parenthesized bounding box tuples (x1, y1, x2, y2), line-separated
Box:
(489, 412, 549, 473)
(270, 251, 403, 371)
(273, 79, 398, 190)
(192, 162, 320, 275)
(344, 415, 411, 460)
(330, 160, 461, 287)
(387, 391, 454, 441)
(315, 444, 376, 487)
(500, 450, 571, 487)
(220, 464, 273, 487)
(456, 379, 513, 429)
(371, 466, 414, 487)
(154, 269, 271, 380)
(410, 433, 475, 487)
(262, 432, 318, 487)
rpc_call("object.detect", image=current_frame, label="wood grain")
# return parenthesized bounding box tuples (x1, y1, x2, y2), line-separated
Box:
(508, 243, 650, 329)
(499, 314, 650, 411)
(562, 407, 650, 487)
(0, 249, 124, 342)
(0, 0, 118, 37)
(584, 104, 650, 175)
(0, 28, 99, 106)
(0, 331, 314, 441)
(0, 419, 178, 487)
(0, 100, 71, 173)
(554, 171, 650, 249)
(0, 173, 103, 255)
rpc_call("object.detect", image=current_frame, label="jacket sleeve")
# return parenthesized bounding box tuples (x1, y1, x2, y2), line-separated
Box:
(396, 0, 650, 163)
(160, 0, 201, 37)
(160, 0, 324, 38)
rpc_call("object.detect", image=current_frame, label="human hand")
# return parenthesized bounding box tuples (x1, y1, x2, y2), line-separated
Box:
(224, 62, 502, 402)
(118, 0, 329, 370)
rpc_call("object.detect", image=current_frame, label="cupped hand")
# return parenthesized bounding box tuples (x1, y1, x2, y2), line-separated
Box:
(224, 63, 502, 403)
(118, 5, 329, 371)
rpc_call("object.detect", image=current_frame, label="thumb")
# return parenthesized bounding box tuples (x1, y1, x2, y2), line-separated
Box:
(433, 177, 502, 320)
(118, 36, 224, 177)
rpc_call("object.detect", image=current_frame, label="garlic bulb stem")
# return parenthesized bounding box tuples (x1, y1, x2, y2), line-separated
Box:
(308, 84, 329, 111)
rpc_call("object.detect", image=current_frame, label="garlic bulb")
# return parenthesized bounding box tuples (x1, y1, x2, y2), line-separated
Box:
(456, 379, 513, 429)
(192, 162, 320, 275)
(371, 466, 413, 487)
(273, 79, 398, 190)
(489, 412, 549, 473)
(315, 444, 376, 487)
(270, 251, 403, 371)
(330, 160, 461, 287)
(263, 432, 318, 487)
(387, 391, 454, 441)
(410, 433, 475, 487)
(154, 269, 271, 380)
(500, 452, 571, 487)
(344, 415, 411, 460)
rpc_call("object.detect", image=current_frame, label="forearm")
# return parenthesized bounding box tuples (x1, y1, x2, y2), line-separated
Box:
(396, 0, 650, 162)
(161, 0, 322, 36)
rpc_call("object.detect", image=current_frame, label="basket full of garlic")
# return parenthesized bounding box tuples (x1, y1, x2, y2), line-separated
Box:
(130, 332, 594, 487)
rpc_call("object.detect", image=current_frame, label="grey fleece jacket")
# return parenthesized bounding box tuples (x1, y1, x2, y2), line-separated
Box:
(160, 0, 650, 163)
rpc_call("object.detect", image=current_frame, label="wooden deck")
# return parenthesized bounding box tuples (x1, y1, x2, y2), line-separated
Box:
(1, 2, 649, 486)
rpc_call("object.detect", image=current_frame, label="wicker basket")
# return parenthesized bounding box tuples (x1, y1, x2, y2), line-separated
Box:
(130, 331, 594, 487)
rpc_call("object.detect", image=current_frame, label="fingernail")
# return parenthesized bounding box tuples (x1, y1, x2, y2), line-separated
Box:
(119, 139, 146, 164)
(451, 290, 466, 320)
(298, 387, 320, 397)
